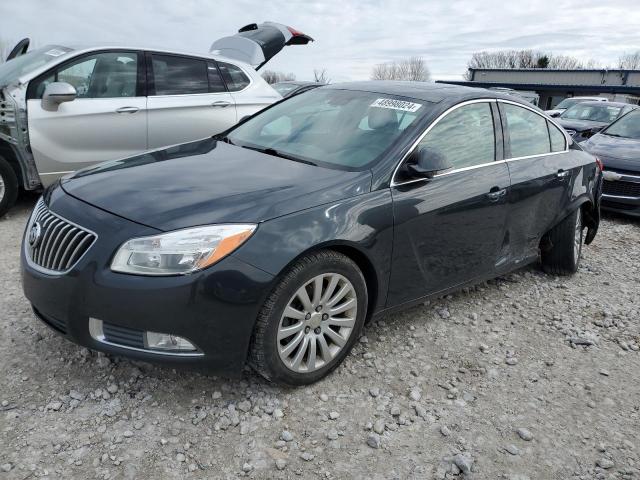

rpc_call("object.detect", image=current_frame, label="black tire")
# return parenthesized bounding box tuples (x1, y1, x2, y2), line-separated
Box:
(0, 155, 19, 218)
(249, 250, 368, 386)
(541, 207, 583, 276)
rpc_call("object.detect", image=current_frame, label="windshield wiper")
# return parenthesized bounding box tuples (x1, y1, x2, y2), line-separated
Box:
(240, 145, 318, 166)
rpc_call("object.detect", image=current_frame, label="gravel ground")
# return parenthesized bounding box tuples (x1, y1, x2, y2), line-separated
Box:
(1, 194, 639, 480)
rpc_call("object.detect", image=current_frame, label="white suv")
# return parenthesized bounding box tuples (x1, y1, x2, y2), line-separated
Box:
(0, 22, 313, 216)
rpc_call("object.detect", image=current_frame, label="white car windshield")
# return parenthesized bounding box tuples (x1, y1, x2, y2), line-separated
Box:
(227, 89, 429, 170)
(0, 45, 72, 87)
(561, 104, 622, 122)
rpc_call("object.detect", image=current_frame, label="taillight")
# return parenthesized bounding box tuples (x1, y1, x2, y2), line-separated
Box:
(595, 157, 604, 172)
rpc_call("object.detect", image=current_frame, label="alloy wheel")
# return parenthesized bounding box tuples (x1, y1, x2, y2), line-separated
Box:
(574, 209, 583, 263)
(0, 173, 5, 203)
(277, 273, 357, 373)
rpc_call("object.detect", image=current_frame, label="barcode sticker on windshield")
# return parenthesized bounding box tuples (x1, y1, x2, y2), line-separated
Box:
(45, 49, 67, 57)
(370, 98, 422, 112)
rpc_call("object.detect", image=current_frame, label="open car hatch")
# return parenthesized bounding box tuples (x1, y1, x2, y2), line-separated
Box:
(210, 22, 313, 70)
(6, 38, 30, 61)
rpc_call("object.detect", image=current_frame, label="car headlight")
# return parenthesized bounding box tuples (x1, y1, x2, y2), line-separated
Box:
(111, 224, 256, 276)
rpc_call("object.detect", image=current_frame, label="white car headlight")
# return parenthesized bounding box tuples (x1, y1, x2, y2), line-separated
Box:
(111, 225, 256, 276)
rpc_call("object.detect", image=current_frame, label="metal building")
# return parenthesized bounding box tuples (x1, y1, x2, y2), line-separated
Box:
(438, 68, 640, 109)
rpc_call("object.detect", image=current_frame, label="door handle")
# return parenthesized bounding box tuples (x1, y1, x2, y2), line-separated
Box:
(211, 101, 231, 108)
(486, 187, 507, 202)
(115, 106, 139, 114)
(557, 169, 571, 180)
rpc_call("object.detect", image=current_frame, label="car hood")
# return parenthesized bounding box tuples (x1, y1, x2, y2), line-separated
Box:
(582, 133, 640, 171)
(61, 138, 371, 231)
(557, 118, 608, 132)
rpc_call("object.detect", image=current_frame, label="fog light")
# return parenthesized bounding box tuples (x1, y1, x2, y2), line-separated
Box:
(144, 331, 196, 351)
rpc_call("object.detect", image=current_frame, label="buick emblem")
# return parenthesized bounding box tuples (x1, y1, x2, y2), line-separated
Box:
(28, 221, 42, 248)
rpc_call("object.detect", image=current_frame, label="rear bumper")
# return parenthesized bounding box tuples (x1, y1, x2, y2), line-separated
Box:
(21, 189, 275, 375)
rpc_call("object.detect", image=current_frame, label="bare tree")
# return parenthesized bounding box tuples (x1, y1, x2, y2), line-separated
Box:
(313, 68, 330, 84)
(463, 50, 592, 78)
(371, 57, 430, 81)
(619, 51, 640, 70)
(261, 70, 296, 84)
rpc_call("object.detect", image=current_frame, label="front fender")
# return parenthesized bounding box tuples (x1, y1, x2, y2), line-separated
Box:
(233, 190, 394, 312)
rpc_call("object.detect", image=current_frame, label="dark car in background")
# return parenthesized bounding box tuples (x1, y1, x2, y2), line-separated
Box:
(21, 82, 602, 385)
(544, 96, 607, 117)
(272, 81, 323, 98)
(557, 101, 637, 143)
(582, 108, 640, 217)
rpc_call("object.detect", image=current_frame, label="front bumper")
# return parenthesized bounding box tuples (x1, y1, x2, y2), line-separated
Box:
(601, 170, 640, 218)
(21, 189, 275, 375)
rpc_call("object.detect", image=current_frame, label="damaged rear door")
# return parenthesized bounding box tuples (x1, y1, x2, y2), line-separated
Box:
(210, 22, 313, 70)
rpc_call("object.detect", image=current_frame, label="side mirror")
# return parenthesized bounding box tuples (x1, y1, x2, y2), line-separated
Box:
(42, 82, 77, 111)
(407, 147, 452, 179)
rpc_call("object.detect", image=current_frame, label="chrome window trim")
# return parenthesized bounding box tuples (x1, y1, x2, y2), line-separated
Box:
(23, 197, 98, 276)
(88, 318, 204, 357)
(390, 98, 572, 188)
(390, 99, 497, 187)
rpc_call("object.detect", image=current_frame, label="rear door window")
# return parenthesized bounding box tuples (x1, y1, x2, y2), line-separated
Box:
(151, 54, 209, 95)
(217, 62, 250, 91)
(207, 62, 226, 93)
(503, 104, 551, 158)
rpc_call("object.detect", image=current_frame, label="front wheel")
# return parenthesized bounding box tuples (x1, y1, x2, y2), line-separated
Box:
(0, 155, 19, 218)
(541, 207, 583, 275)
(249, 250, 368, 386)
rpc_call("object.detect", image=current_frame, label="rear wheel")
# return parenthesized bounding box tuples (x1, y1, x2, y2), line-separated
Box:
(541, 207, 583, 275)
(249, 250, 368, 386)
(0, 155, 19, 218)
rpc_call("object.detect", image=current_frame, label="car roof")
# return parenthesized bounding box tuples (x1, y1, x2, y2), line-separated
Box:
(16, 43, 253, 85)
(323, 80, 520, 105)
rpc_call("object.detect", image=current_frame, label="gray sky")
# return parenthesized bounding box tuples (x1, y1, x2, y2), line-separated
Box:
(2, 0, 640, 81)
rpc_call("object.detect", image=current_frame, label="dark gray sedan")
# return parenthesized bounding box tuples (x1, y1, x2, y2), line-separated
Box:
(582, 108, 640, 217)
(557, 101, 637, 143)
(21, 82, 602, 385)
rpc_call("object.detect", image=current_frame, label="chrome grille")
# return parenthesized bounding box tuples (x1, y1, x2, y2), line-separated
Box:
(26, 198, 96, 273)
(603, 180, 640, 198)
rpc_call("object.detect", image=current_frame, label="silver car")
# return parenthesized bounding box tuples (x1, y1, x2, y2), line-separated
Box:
(0, 22, 313, 216)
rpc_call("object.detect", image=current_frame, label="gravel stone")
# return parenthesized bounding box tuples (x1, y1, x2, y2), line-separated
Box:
(2, 202, 640, 479)
(516, 428, 533, 441)
(280, 430, 294, 442)
(367, 433, 382, 449)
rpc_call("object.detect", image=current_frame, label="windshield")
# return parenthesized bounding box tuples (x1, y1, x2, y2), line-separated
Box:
(227, 89, 429, 170)
(561, 103, 622, 122)
(555, 98, 597, 110)
(602, 109, 640, 140)
(0, 45, 72, 87)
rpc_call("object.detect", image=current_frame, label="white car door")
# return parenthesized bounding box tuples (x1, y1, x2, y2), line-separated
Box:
(146, 53, 237, 149)
(27, 51, 147, 186)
